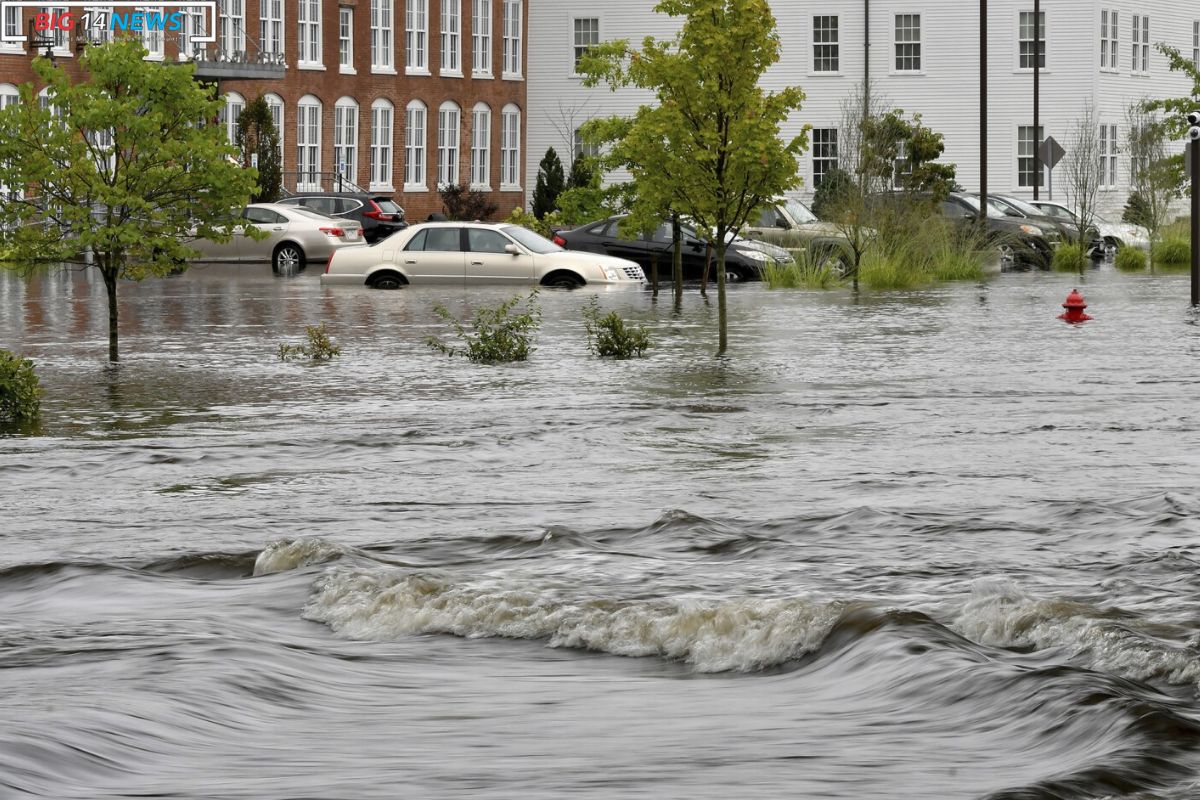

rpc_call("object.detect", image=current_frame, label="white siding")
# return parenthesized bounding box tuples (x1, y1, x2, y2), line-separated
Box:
(527, 0, 1195, 218)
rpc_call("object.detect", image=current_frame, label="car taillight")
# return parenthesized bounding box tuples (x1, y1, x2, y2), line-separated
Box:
(325, 251, 335, 273)
(552, 235, 567, 247)
(320, 226, 345, 237)
(363, 200, 390, 221)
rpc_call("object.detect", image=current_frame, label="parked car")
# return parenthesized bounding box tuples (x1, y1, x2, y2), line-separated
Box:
(553, 215, 789, 282)
(981, 193, 1093, 252)
(936, 192, 1058, 267)
(1030, 200, 1150, 253)
(321, 221, 646, 289)
(740, 197, 857, 263)
(276, 193, 407, 244)
(190, 203, 367, 273)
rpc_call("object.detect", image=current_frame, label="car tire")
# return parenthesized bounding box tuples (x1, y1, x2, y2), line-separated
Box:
(542, 271, 584, 289)
(724, 268, 747, 283)
(273, 243, 306, 274)
(368, 271, 405, 290)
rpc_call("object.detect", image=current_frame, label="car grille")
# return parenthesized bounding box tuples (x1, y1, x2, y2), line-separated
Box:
(622, 266, 645, 280)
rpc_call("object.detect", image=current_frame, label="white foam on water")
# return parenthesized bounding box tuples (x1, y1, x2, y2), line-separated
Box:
(952, 578, 1200, 688)
(303, 567, 846, 672)
(253, 538, 351, 576)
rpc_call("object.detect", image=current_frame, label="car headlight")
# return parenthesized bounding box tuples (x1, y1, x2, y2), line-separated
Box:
(602, 267, 620, 281)
(1019, 224, 1045, 236)
(738, 249, 768, 262)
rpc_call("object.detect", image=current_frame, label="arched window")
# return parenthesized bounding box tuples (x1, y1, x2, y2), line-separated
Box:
(369, 99, 394, 190)
(469, 102, 490, 189)
(333, 97, 358, 188)
(404, 99, 426, 190)
(223, 91, 245, 145)
(0, 83, 18, 110)
(264, 93, 284, 159)
(437, 100, 460, 188)
(297, 94, 322, 190)
(500, 103, 520, 190)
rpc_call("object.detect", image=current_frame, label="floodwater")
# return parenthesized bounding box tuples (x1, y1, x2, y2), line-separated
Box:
(2, 262, 1200, 799)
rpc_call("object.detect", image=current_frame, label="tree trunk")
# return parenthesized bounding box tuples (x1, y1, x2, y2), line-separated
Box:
(671, 213, 683, 301)
(102, 264, 119, 362)
(701, 241, 711, 297)
(716, 242, 727, 354)
(650, 251, 659, 296)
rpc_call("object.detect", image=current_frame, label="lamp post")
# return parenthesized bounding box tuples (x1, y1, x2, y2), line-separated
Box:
(1032, 0, 1040, 200)
(1188, 111, 1200, 306)
(980, 0, 987, 218)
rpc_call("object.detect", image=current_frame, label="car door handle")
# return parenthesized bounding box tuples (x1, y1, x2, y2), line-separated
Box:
(271, 226, 284, 231)
(470, 260, 484, 265)
(404, 259, 417, 264)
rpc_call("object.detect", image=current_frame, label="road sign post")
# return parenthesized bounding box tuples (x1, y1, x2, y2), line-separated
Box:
(1037, 136, 1066, 201)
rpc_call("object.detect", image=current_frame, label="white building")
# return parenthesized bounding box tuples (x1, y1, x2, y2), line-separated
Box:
(527, 1, 1199, 216)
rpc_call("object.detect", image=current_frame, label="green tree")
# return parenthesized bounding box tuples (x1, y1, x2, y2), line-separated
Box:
(566, 154, 596, 190)
(0, 40, 256, 362)
(1125, 103, 1184, 267)
(236, 95, 282, 203)
(532, 147, 566, 219)
(580, 0, 806, 352)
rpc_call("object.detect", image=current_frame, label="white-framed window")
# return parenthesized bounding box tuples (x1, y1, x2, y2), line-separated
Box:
(405, 99, 427, 190)
(370, 99, 394, 190)
(573, 127, 597, 162)
(0, 83, 18, 108)
(893, 14, 920, 72)
(1131, 15, 1148, 74)
(1099, 123, 1118, 189)
(219, 0, 244, 56)
(0, 6, 20, 51)
(1017, 125, 1044, 188)
(502, 0, 521, 77)
(406, 0, 427, 73)
(1193, 20, 1198, 68)
(471, 103, 491, 189)
(297, 0, 321, 66)
(297, 95, 322, 190)
(83, 6, 113, 44)
(140, 6, 164, 58)
(441, 0, 461, 74)
(500, 103, 520, 189)
(1100, 10, 1117, 72)
(812, 15, 838, 73)
(338, 7, 354, 71)
(1018, 11, 1045, 70)
(178, 6, 206, 59)
(472, 0, 491, 75)
(334, 97, 358, 187)
(38, 7, 71, 53)
(264, 92, 284, 160)
(260, 0, 282, 55)
(812, 128, 838, 186)
(572, 16, 598, 74)
(223, 91, 245, 145)
(437, 101, 461, 188)
(370, 0, 393, 71)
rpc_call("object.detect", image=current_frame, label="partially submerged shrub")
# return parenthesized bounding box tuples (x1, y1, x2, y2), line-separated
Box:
(762, 250, 843, 289)
(582, 297, 650, 358)
(0, 349, 43, 423)
(1051, 242, 1087, 273)
(278, 323, 341, 361)
(858, 249, 931, 290)
(1114, 246, 1147, 272)
(426, 290, 541, 364)
(1154, 237, 1190, 267)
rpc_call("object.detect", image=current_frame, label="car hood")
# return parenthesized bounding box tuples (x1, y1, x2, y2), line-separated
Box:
(538, 250, 641, 270)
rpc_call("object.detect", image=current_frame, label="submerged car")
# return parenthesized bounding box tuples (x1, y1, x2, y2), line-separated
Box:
(321, 221, 646, 289)
(190, 203, 366, 272)
(1030, 200, 1150, 252)
(276, 193, 407, 244)
(741, 197, 857, 262)
(983, 194, 1094, 252)
(554, 215, 789, 282)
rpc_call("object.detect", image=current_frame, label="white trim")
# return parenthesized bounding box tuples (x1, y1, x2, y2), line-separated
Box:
(338, 5, 355, 72)
(370, 0, 393, 71)
(437, 100, 461, 189)
(440, 0, 461, 75)
(808, 13, 840, 76)
(404, 98, 427, 192)
(471, 0, 491, 76)
(405, 0, 427, 73)
(297, 94, 322, 191)
(369, 98, 394, 192)
(569, 13, 599, 78)
(1013, 8, 1048, 73)
(501, 0, 521, 79)
(470, 102, 491, 190)
(890, 12, 922, 75)
(500, 102, 520, 190)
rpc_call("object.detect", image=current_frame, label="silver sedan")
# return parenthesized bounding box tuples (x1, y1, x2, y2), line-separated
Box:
(191, 203, 367, 273)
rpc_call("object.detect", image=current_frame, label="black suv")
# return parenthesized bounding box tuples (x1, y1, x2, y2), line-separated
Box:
(276, 193, 407, 244)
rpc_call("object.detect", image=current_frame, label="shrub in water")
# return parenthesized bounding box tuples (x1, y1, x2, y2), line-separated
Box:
(582, 297, 650, 359)
(858, 249, 931, 290)
(1051, 242, 1087, 273)
(1114, 247, 1147, 272)
(426, 290, 541, 364)
(1154, 238, 1190, 267)
(0, 349, 43, 423)
(762, 250, 843, 289)
(278, 323, 341, 361)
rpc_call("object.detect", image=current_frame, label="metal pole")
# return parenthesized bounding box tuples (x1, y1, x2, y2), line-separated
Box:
(1191, 137, 1199, 306)
(1033, 0, 1040, 200)
(980, 0, 987, 216)
(864, 0, 869, 90)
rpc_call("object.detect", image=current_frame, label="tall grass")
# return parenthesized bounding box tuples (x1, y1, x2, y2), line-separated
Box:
(1114, 247, 1147, 272)
(1051, 242, 1087, 273)
(861, 206, 988, 289)
(1154, 237, 1190, 268)
(761, 249, 844, 289)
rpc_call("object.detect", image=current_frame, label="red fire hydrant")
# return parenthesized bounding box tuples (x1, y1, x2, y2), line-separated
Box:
(1059, 289, 1092, 323)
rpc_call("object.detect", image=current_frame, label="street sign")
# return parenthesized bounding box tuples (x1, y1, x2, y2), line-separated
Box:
(1038, 136, 1066, 170)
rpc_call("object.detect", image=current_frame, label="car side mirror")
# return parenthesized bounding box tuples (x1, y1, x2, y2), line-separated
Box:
(1005, 209, 1021, 217)
(504, 243, 520, 255)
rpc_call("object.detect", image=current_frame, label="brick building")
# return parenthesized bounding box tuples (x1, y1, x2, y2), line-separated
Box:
(0, 0, 527, 220)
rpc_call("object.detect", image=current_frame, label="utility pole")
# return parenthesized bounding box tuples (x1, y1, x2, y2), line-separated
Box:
(980, 0, 988, 218)
(1032, 0, 1041, 200)
(1188, 111, 1200, 306)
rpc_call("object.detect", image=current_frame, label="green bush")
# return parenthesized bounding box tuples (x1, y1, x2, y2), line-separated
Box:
(858, 249, 931, 290)
(1051, 242, 1087, 273)
(1122, 191, 1151, 227)
(762, 250, 843, 289)
(278, 323, 341, 361)
(582, 297, 650, 358)
(1114, 246, 1147, 271)
(0, 349, 43, 423)
(504, 207, 561, 239)
(1154, 237, 1190, 267)
(426, 290, 541, 364)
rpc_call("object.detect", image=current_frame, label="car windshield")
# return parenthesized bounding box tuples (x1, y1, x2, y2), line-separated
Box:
(500, 224, 562, 254)
(998, 196, 1047, 217)
(958, 195, 1005, 219)
(783, 198, 818, 223)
